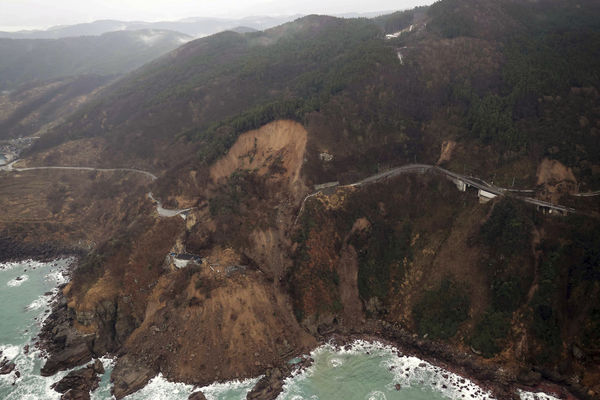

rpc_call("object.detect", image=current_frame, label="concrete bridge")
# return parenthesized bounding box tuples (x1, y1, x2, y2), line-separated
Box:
(303, 164, 579, 219)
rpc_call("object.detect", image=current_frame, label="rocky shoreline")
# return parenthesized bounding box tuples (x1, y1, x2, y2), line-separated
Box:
(244, 321, 591, 400)
(0, 236, 84, 264)
(31, 260, 592, 400)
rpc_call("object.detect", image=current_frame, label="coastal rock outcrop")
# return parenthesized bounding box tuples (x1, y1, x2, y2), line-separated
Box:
(111, 355, 158, 400)
(188, 391, 207, 400)
(51, 359, 105, 400)
(39, 299, 94, 376)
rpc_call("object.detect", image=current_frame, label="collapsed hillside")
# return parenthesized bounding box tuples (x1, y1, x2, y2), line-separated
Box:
(1, 0, 599, 398)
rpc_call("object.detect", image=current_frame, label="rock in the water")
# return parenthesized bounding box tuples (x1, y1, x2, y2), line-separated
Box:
(42, 340, 93, 376)
(92, 359, 105, 374)
(51, 361, 103, 400)
(61, 389, 92, 400)
(247, 367, 286, 400)
(188, 391, 207, 400)
(111, 355, 157, 400)
(0, 360, 16, 375)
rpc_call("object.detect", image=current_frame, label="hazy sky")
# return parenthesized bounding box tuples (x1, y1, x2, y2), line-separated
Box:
(1, 0, 434, 31)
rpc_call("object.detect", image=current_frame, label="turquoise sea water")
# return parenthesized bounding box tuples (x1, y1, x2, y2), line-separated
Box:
(0, 259, 557, 400)
(0, 258, 72, 399)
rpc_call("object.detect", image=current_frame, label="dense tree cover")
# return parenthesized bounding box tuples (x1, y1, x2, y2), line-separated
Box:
(32, 16, 404, 171)
(412, 278, 470, 339)
(469, 311, 511, 357)
(469, 200, 534, 357)
(426, 0, 477, 39)
(352, 223, 412, 301)
(180, 18, 397, 165)
(372, 9, 417, 34)
(532, 217, 600, 363)
(420, 0, 600, 192)
(530, 248, 563, 362)
(465, 29, 600, 157)
(480, 200, 532, 256)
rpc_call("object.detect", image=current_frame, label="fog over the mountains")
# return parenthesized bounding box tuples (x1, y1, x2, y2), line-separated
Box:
(1, 0, 433, 31)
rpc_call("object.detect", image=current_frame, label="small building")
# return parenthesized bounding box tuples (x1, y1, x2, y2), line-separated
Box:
(171, 253, 203, 269)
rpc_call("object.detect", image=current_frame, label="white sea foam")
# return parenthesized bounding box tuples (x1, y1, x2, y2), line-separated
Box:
(7, 274, 29, 287)
(279, 340, 495, 400)
(1, 257, 74, 272)
(90, 357, 116, 400)
(0, 259, 37, 271)
(518, 389, 561, 400)
(367, 390, 387, 400)
(26, 295, 48, 311)
(198, 376, 261, 400)
(385, 353, 494, 400)
(44, 269, 68, 285)
(0, 258, 77, 399)
(329, 357, 343, 368)
(124, 373, 194, 400)
(0, 344, 20, 360)
(98, 355, 116, 370)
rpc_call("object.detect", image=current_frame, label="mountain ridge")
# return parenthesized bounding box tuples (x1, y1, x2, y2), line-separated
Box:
(1, 0, 599, 398)
(0, 29, 191, 91)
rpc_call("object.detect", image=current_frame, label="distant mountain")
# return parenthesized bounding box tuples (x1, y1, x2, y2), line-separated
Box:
(229, 26, 259, 34)
(0, 29, 190, 90)
(0, 16, 301, 39)
(0, 13, 393, 40)
(7, 1, 600, 398)
(0, 75, 111, 139)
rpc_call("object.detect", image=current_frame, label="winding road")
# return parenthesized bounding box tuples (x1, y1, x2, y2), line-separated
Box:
(1, 159, 595, 220)
(1, 161, 158, 181)
(296, 163, 594, 224)
(0, 160, 198, 218)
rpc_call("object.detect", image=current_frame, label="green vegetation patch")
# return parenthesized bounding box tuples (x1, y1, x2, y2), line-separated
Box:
(352, 223, 411, 301)
(470, 311, 511, 358)
(413, 278, 470, 340)
(480, 199, 532, 257)
(530, 249, 562, 361)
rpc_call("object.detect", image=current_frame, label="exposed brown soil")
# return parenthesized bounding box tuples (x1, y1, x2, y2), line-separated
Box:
(3, 117, 593, 400)
(210, 120, 308, 194)
(536, 158, 578, 203)
(111, 268, 315, 398)
(336, 244, 364, 327)
(436, 140, 457, 165)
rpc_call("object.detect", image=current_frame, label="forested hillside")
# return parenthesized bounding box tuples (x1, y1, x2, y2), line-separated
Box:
(29, 0, 600, 195)
(0, 29, 190, 90)
(6, 0, 600, 398)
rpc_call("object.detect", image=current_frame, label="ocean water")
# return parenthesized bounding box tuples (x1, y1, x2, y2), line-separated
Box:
(278, 341, 491, 400)
(0, 259, 558, 400)
(0, 258, 73, 400)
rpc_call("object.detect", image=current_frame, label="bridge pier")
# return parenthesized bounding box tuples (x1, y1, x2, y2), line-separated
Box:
(478, 189, 497, 204)
(452, 178, 467, 192)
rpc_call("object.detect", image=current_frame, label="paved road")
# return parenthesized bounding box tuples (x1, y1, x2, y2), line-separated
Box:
(2, 162, 158, 181)
(147, 192, 193, 217)
(298, 164, 580, 219)
(0, 160, 199, 218)
(2, 159, 590, 218)
(572, 191, 600, 197)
